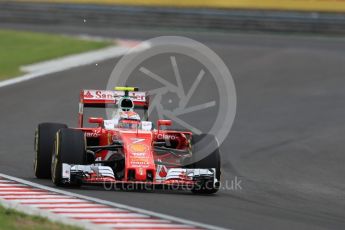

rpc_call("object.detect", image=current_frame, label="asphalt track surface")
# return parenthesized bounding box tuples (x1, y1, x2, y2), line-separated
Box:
(1, 23, 345, 230)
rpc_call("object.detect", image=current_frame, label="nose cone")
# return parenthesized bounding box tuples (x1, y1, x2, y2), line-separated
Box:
(119, 131, 156, 181)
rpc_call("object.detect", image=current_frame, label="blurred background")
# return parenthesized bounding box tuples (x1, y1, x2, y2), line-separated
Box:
(1, 0, 345, 34)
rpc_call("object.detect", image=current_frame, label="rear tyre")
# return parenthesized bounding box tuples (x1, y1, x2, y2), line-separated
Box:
(34, 123, 67, 179)
(190, 134, 221, 194)
(51, 128, 86, 186)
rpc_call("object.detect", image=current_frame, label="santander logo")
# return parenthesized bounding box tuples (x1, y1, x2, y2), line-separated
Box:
(84, 91, 94, 98)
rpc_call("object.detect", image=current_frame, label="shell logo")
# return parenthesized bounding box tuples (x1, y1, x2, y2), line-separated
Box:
(129, 143, 148, 153)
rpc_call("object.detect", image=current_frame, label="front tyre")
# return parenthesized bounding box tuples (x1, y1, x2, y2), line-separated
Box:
(51, 128, 86, 186)
(34, 123, 67, 179)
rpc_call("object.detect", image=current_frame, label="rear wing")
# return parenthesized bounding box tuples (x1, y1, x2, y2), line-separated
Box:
(78, 89, 149, 127)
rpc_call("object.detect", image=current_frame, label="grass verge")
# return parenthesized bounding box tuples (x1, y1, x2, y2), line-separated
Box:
(0, 204, 82, 230)
(0, 29, 112, 80)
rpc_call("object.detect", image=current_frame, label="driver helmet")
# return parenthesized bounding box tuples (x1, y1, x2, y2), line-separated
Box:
(118, 111, 140, 129)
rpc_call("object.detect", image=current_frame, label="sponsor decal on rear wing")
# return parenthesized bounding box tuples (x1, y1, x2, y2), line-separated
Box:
(80, 89, 148, 107)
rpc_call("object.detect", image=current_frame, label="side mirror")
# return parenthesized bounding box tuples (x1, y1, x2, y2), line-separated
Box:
(88, 117, 104, 126)
(157, 120, 172, 133)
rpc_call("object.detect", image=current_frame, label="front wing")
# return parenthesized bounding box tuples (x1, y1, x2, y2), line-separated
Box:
(61, 164, 218, 190)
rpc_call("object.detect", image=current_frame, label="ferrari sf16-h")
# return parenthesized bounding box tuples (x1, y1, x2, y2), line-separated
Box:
(34, 87, 221, 194)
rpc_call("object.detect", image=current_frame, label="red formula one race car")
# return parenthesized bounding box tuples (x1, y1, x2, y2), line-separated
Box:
(34, 87, 221, 194)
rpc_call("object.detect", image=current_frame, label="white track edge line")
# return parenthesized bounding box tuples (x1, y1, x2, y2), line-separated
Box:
(0, 40, 151, 89)
(0, 45, 127, 89)
(0, 173, 227, 230)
